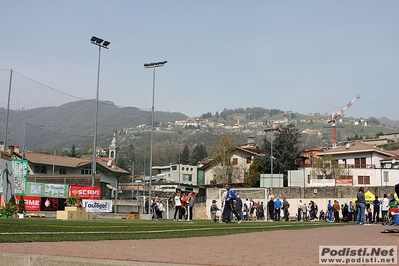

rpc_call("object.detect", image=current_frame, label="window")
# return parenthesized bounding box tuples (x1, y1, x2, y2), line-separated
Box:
(358, 176, 370, 185)
(246, 157, 252, 164)
(232, 158, 238, 165)
(354, 158, 366, 168)
(81, 168, 91, 175)
(171, 165, 177, 171)
(34, 165, 47, 174)
(183, 174, 192, 182)
(59, 168, 66, 175)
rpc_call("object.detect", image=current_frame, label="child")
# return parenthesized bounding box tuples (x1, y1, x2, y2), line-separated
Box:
(210, 200, 220, 223)
(319, 210, 325, 221)
(366, 207, 373, 224)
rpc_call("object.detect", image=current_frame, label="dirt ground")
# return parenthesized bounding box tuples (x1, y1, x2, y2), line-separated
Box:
(0, 223, 398, 266)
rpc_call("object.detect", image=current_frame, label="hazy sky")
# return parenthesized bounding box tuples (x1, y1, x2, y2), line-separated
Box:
(2, 1, 399, 119)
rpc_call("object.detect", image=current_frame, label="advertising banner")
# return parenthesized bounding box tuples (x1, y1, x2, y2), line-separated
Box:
(70, 186, 101, 200)
(335, 178, 353, 186)
(82, 199, 113, 212)
(16, 196, 41, 211)
(26, 182, 44, 197)
(44, 183, 68, 198)
(26, 183, 69, 198)
(0, 158, 14, 201)
(12, 159, 28, 196)
(309, 179, 335, 187)
(40, 197, 66, 211)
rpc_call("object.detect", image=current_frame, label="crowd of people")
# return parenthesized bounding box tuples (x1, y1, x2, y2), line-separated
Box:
(211, 184, 398, 224)
(150, 191, 196, 221)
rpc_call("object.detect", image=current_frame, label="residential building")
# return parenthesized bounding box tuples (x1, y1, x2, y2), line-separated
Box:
(288, 141, 399, 187)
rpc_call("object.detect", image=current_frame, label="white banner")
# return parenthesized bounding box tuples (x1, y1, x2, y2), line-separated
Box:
(44, 183, 67, 197)
(82, 199, 113, 212)
(310, 179, 335, 187)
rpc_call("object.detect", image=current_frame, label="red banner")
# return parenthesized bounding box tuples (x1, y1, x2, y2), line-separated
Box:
(16, 196, 41, 211)
(335, 178, 353, 186)
(69, 186, 101, 200)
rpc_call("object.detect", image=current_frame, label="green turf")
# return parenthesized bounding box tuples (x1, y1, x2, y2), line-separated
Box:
(0, 219, 352, 243)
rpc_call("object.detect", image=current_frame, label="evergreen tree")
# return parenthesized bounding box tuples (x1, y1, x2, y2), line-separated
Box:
(248, 124, 302, 187)
(181, 145, 189, 165)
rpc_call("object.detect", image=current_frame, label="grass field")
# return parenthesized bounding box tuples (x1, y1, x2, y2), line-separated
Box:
(0, 218, 351, 243)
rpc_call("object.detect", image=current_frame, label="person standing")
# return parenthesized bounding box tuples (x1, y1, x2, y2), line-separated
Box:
(381, 194, 389, 224)
(274, 197, 282, 221)
(297, 200, 303, 221)
(186, 193, 195, 221)
(221, 183, 242, 223)
(372, 196, 380, 224)
(348, 201, 353, 222)
(333, 200, 340, 222)
(267, 197, 275, 221)
(210, 200, 220, 223)
(327, 200, 333, 222)
(356, 187, 366, 225)
(302, 202, 308, 221)
(173, 192, 182, 221)
(282, 197, 290, 221)
(235, 195, 243, 220)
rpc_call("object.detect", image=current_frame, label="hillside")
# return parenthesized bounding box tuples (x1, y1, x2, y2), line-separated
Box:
(1, 102, 399, 157)
(0, 100, 188, 151)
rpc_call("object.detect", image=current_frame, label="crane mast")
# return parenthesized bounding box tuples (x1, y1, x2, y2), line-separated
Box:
(327, 94, 360, 147)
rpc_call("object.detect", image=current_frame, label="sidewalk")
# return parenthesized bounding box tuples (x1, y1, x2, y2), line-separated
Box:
(0, 223, 397, 266)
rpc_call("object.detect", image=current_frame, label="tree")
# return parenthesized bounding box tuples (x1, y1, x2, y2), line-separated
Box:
(310, 154, 351, 179)
(68, 144, 80, 158)
(181, 145, 189, 165)
(248, 124, 303, 187)
(246, 158, 264, 187)
(209, 135, 237, 184)
(189, 143, 208, 165)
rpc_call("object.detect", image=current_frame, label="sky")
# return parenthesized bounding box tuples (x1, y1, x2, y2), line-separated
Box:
(1, 1, 399, 120)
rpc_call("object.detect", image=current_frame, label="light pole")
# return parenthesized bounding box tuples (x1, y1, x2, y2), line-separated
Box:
(144, 61, 167, 212)
(90, 36, 110, 187)
(264, 128, 280, 196)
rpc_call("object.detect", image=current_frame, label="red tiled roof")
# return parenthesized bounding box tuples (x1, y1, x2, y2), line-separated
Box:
(319, 142, 396, 157)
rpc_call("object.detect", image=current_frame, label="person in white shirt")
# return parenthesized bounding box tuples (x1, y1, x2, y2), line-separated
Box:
(297, 200, 303, 221)
(381, 194, 390, 225)
(173, 192, 182, 221)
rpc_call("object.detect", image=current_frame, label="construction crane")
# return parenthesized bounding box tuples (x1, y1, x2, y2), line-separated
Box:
(327, 94, 360, 147)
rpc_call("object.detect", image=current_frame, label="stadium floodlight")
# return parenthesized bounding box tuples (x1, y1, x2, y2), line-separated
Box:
(144, 60, 167, 213)
(90, 36, 110, 187)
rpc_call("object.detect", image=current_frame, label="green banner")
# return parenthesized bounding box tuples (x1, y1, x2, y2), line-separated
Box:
(26, 182, 69, 198)
(26, 182, 45, 197)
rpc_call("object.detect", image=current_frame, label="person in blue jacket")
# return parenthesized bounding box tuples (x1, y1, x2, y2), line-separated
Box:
(274, 197, 282, 221)
(327, 200, 333, 222)
(221, 183, 242, 223)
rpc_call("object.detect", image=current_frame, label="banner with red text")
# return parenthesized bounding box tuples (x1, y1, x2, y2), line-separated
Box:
(16, 196, 41, 211)
(69, 186, 101, 200)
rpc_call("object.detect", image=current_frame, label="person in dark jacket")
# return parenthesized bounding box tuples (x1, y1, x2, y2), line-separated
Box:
(356, 187, 366, 225)
(282, 197, 290, 221)
(267, 197, 275, 221)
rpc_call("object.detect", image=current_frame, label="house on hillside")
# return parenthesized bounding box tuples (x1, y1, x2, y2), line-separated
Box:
(200, 137, 264, 186)
(288, 141, 399, 187)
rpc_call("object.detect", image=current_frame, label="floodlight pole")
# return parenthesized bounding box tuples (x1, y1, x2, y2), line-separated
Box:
(264, 128, 279, 196)
(144, 61, 167, 213)
(4, 69, 13, 152)
(90, 36, 110, 187)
